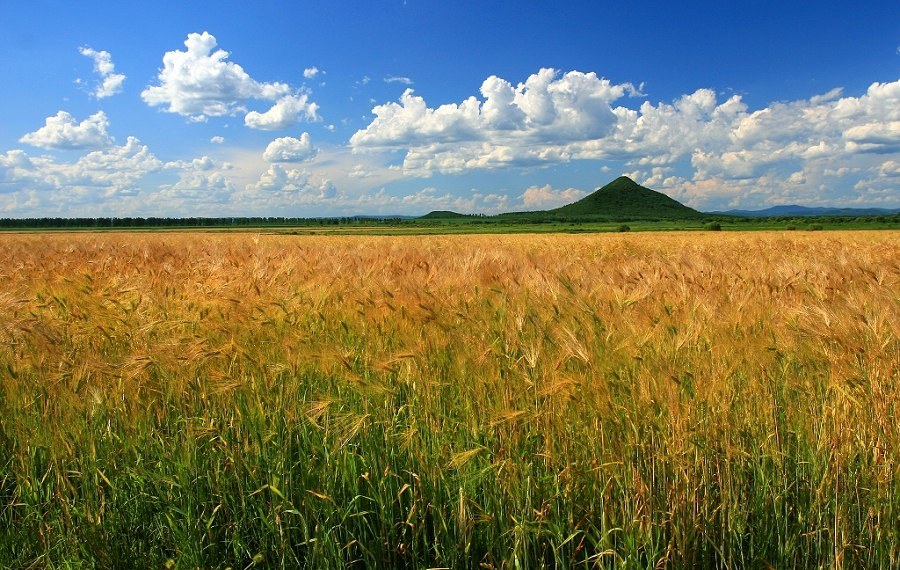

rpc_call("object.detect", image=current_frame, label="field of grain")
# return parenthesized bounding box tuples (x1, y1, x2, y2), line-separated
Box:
(0, 231, 897, 568)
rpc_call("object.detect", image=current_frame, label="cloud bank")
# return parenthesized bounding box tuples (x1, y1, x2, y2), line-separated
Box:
(1, 137, 161, 200)
(351, 69, 899, 208)
(3, 59, 897, 215)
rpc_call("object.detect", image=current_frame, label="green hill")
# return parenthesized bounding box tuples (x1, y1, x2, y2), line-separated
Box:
(419, 210, 469, 219)
(420, 177, 703, 222)
(550, 176, 702, 219)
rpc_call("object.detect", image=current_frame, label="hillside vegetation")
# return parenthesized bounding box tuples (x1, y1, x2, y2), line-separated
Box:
(548, 176, 702, 218)
(425, 176, 706, 222)
(0, 231, 898, 568)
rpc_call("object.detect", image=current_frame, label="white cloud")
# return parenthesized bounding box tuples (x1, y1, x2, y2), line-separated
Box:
(843, 121, 900, 152)
(396, 188, 510, 214)
(824, 167, 854, 177)
(878, 160, 900, 177)
(520, 185, 587, 209)
(244, 92, 320, 130)
(348, 164, 377, 178)
(163, 156, 219, 171)
(355, 72, 899, 178)
(4, 62, 898, 215)
(350, 68, 900, 208)
(352, 88, 481, 148)
(351, 69, 643, 174)
(262, 133, 317, 162)
(626, 166, 679, 189)
(385, 75, 414, 85)
(0, 141, 250, 215)
(159, 156, 236, 204)
(1, 137, 162, 200)
(142, 31, 304, 123)
(0, 150, 43, 194)
(327, 187, 511, 216)
(240, 164, 335, 205)
(210, 136, 225, 144)
(78, 46, 126, 98)
(19, 111, 113, 150)
(679, 81, 900, 199)
(303, 67, 320, 79)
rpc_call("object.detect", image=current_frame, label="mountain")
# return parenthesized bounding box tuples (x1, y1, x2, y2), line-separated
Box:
(714, 205, 900, 217)
(549, 176, 703, 219)
(420, 176, 704, 220)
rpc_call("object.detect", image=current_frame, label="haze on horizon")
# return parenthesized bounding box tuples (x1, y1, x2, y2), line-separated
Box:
(0, 1, 897, 218)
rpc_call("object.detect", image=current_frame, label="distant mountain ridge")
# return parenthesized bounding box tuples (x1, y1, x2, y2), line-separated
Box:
(713, 205, 900, 217)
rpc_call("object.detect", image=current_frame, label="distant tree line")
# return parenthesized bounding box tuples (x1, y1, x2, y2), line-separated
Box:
(0, 216, 414, 229)
(0, 212, 896, 230)
(725, 214, 900, 225)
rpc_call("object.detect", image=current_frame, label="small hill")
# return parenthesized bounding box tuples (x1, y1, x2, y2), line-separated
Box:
(550, 176, 702, 219)
(420, 210, 468, 219)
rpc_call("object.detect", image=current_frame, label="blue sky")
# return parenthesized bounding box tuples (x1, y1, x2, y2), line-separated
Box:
(1, 1, 897, 217)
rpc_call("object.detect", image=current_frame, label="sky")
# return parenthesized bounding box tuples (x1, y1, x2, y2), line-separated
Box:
(0, 1, 898, 218)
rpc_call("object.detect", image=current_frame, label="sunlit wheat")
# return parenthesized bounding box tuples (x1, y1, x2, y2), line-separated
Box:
(0, 230, 897, 568)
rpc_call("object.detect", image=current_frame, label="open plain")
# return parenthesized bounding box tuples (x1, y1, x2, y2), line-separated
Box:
(1, 231, 898, 568)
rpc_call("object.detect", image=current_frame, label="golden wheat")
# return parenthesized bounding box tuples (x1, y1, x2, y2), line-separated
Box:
(0, 230, 897, 568)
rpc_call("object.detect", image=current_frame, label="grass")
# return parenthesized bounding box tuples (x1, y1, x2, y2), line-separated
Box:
(271, 218, 899, 236)
(0, 231, 898, 568)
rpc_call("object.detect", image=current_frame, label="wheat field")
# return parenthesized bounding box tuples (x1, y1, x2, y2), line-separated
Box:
(0, 231, 898, 568)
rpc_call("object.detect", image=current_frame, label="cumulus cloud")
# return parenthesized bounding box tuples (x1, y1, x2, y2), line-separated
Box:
(159, 156, 236, 204)
(0, 141, 248, 215)
(351, 68, 644, 174)
(681, 80, 900, 192)
(1, 137, 162, 199)
(355, 69, 635, 146)
(351, 68, 899, 208)
(843, 121, 900, 152)
(229, 168, 516, 216)
(244, 92, 320, 130)
(142, 31, 318, 126)
(79, 46, 126, 98)
(354, 72, 899, 177)
(240, 164, 336, 205)
(520, 184, 587, 209)
(262, 133, 317, 162)
(163, 156, 219, 171)
(303, 67, 320, 79)
(210, 136, 225, 144)
(0, 150, 42, 194)
(19, 111, 113, 150)
(878, 160, 900, 177)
